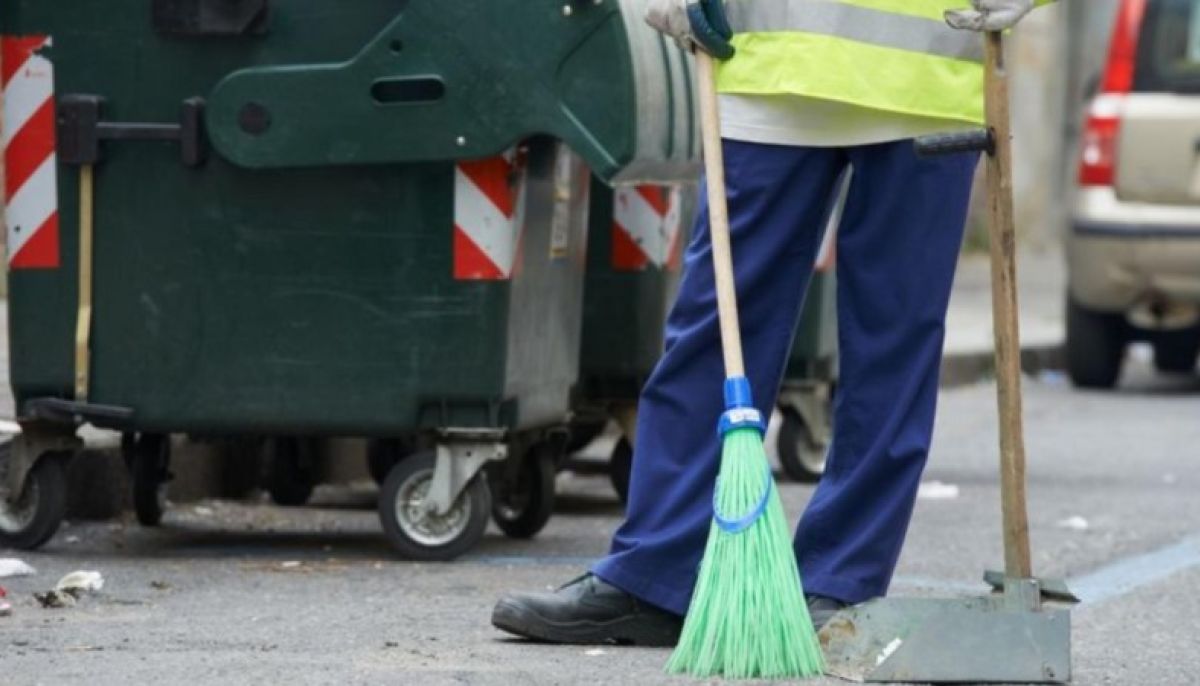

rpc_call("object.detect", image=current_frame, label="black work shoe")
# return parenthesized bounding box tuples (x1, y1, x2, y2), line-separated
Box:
(492, 574, 682, 647)
(807, 594, 849, 631)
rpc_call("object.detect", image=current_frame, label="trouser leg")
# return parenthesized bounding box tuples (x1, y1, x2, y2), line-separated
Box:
(593, 140, 847, 615)
(795, 140, 979, 604)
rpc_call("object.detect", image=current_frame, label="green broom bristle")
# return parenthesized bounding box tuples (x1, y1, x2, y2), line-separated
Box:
(666, 427, 825, 680)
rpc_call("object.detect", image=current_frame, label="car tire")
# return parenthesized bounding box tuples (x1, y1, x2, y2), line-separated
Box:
(1152, 326, 1200, 374)
(1065, 295, 1128, 390)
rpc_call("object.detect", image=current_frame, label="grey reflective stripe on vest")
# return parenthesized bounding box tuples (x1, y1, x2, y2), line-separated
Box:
(724, 0, 984, 63)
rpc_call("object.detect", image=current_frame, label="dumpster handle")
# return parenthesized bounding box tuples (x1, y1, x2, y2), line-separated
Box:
(74, 165, 95, 402)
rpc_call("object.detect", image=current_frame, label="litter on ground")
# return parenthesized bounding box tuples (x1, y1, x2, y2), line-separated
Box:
(917, 481, 960, 501)
(0, 559, 36, 579)
(35, 571, 105, 609)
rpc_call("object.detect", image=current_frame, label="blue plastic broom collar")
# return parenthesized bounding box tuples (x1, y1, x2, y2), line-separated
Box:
(713, 462, 774, 534)
(717, 376, 765, 437)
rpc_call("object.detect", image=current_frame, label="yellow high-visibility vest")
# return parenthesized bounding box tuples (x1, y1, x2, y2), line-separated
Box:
(718, 0, 1055, 125)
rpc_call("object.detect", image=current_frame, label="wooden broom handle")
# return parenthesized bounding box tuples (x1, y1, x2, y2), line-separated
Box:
(984, 32, 1033, 579)
(696, 53, 746, 380)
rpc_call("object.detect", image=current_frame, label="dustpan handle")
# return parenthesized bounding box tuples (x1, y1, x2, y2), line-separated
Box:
(982, 31, 1033, 580)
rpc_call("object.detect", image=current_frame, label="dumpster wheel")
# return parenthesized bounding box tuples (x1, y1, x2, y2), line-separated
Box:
(608, 437, 633, 505)
(379, 451, 491, 561)
(0, 443, 68, 550)
(268, 438, 318, 507)
(491, 442, 558, 539)
(777, 408, 827, 483)
(129, 434, 172, 527)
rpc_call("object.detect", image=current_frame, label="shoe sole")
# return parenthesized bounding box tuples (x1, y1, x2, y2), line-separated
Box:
(491, 599, 680, 647)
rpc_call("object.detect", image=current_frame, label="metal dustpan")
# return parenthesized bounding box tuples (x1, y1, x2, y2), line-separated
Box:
(819, 575, 1078, 683)
(817, 31, 1078, 684)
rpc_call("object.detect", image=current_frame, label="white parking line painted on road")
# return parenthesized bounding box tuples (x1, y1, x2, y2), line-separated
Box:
(1069, 534, 1200, 606)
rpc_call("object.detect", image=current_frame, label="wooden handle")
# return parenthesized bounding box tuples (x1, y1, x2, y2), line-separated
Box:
(695, 53, 746, 380)
(983, 32, 1033, 579)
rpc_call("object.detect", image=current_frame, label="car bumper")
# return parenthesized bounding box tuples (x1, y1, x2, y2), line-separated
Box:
(1068, 188, 1200, 312)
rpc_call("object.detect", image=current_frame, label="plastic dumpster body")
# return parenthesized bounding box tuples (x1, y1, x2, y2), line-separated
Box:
(0, 0, 698, 557)
(569, 179, 696, 502)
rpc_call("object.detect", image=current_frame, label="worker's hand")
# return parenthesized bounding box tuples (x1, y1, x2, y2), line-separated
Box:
(945, 0, 1035, 32)
(645, 0, 735, 59)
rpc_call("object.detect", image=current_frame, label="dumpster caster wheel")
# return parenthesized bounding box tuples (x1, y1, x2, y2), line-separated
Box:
(566, 420, 607, 454)
(379, 451, 490, 561)
(608, 437, 633, 505)
(492, 443, 557, 539)
(367, 438, 413, 486)
(268, 438, 317, 507)
(130, 434, 172, 527)
(777, 409, 826, 483)
(0, 444, 68, 550)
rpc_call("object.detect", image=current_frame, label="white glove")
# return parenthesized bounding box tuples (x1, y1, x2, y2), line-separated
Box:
(945, 0, 1036, 32)
(645, 0, 735, 58)
(646, 0, 695, 51)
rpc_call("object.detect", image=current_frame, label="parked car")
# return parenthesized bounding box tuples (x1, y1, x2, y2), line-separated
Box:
(1067, 0, 1200, 387)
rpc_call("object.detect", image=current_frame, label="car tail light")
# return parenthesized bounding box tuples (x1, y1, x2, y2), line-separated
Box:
(1079, 0, 1147, 187)
(1080, 96, 1123, 187)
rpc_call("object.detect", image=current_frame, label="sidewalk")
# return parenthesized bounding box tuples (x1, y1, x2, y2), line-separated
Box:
(942, 246, 1065, 385)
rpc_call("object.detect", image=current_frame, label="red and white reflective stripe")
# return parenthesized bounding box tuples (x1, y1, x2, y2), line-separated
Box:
(612, 185, 684, 272)
(453, 153, 524, 281)
(2, 35, 60, 269)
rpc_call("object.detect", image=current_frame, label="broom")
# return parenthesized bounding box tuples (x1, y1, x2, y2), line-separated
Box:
(665, 52, 825, 680)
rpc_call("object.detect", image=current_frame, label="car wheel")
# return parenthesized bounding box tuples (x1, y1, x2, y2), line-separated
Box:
(1152, 326, 1200, 374)
(1065, 295, 1128, 389)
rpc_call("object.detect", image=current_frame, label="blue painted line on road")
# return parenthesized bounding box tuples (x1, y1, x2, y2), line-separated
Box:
(466, 534, 1200, 608)
(1069, 534, 1200, 606)
(465, 555, 597, 567)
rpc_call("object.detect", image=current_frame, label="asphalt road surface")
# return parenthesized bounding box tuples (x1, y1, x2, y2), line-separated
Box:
(1, 357, 1198, 685)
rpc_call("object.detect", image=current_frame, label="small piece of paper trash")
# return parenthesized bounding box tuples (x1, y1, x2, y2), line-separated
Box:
(280, 561, 302, 569)
(917, 481, 959, 501)
(1056, 516, 1089, 531)
(55, 570, 104, 594)
(0, 559, 37, 579)
(585, 649, 607, 657)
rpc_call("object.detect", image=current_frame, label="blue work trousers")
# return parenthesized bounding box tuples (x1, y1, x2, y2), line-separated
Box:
(592, 138, 978, 615)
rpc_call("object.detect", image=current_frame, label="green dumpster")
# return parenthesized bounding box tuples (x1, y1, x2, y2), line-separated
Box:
(570, 179, 697, 502)
(0, 0, 697, 558)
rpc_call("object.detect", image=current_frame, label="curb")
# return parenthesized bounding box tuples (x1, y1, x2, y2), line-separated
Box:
(940, 343, 1064, 388)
